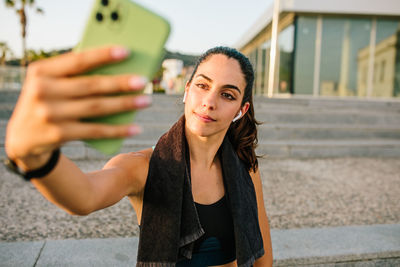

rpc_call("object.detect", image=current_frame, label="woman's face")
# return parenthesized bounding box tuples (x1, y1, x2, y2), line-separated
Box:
(184, 54, 249, 138)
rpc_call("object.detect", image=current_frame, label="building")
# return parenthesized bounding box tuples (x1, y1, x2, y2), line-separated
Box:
(235, 0, 400, 98)
(161, 59, 184, 94)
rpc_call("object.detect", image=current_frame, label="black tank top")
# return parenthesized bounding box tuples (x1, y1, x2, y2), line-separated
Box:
(193, 194, 236, 253)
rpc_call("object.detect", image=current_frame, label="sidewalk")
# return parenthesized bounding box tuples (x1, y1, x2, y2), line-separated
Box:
(1, 157, 400, 266)
(1, 224, 400, 266)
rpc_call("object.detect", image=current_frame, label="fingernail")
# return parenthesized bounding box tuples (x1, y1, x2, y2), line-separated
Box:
(129, 76, 148, 89)
(134, 95, 152, 107)
(111, 47, 130, 60)
(128, 125, 142, 136)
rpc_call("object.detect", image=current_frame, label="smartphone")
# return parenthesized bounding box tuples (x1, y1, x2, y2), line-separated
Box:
(74, 0, 170, 155)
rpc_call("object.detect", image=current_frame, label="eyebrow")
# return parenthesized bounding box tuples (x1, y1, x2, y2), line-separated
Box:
(195, 74, 242, 95)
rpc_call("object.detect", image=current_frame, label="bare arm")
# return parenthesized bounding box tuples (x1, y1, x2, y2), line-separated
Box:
(5, 46, 150, 215)
(250, 168, 273, 267)
(30, 151, 149, 215)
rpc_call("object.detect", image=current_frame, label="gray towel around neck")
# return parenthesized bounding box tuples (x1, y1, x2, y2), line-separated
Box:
(136, 116, 264, 267)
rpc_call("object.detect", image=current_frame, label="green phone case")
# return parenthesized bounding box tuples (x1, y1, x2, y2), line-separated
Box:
(74, 0, 170, 155)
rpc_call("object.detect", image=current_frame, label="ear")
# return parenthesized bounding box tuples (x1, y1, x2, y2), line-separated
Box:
(240, 102, 250, 117)
(184, 80, 191, 93)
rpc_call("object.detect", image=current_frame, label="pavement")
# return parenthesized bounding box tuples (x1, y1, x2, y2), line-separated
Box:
(1, 157, 400, 266)
(1, 224, 400, 266)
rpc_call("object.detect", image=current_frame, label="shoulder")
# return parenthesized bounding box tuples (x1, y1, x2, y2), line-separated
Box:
(248, 168, 268, 224)
(249, 168, 263, 198)
(103, 147, 153, 196)
(106, 147, 153, 167)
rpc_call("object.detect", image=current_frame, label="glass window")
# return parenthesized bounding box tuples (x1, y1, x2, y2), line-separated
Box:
(260, 40, 270, 95)
(319, 17, 371, 97)
(293, 16, 317, 95)
(261, 42, 269, 95)
(255, 46, 263, 95)
(248, 49, 258, 94)
(373, 19, 400, 97)
(278, 24, 294, 94)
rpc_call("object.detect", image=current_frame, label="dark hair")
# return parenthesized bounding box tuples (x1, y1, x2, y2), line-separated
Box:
(187, 46, 261, 172)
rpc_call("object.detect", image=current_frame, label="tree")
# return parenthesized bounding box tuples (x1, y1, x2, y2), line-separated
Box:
(5, 0, 43, 66)
(0, 42, 14, 66)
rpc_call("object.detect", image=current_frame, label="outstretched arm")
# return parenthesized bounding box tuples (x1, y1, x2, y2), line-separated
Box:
(5, 46, 150, 215)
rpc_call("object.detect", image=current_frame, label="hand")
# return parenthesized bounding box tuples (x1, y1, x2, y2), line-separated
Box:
(5, 46, 150, 167)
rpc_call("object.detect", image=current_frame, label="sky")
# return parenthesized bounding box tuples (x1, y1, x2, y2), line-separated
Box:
(0, 0, 272, 58)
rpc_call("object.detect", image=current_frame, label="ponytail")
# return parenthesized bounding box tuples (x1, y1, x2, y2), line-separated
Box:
(228, 101, 260, 173)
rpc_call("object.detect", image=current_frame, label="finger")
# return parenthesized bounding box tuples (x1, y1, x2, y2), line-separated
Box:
(59, 122, 142, 141)
(28, 46, 130, 78)
(42, 75, 148, 99)
(48, 95, 152, 121)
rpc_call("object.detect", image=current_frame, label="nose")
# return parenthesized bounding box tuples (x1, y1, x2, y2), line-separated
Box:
(201, 90, 217, 110)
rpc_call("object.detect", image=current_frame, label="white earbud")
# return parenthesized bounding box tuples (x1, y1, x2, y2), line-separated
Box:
(232, 110, 242, 122)
(182, 92, 187, 103)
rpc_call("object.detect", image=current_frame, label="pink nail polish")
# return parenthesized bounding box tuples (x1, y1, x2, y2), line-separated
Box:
(111, 47, 130, 59)
(128, 125, 142, 136)
(129, 76, 148, 89)
(135, 96, 152, 107)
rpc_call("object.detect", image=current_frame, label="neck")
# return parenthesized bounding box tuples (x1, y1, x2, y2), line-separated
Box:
(185, 127, 227, 170)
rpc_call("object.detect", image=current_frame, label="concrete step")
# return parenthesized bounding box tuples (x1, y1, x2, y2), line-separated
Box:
(1, 224, 399, 266)
(1, 138, 399, 160)
(3, 121, 400, 141)
(253, 95, 400, 112)
(1, 106, 400, 126)
(2, 93, 400, 123)
(1, 93, 399, 158)
(2, 90, 400, 111)
(272, 224, 400, 266)
(0, 90, 21, 103)
(134, 110, 400, 126)
(1, 138, 391, 160)
(127, 123, 400, 141)
(256, 124, 400, 140)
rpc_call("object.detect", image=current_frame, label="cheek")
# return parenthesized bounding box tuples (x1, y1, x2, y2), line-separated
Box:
(224, 109, 238, 122)
(184, 90, 205, 114)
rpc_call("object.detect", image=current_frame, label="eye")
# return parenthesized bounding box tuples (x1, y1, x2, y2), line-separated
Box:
(196, 83, 207, 89)
(221, 92, 235, 100)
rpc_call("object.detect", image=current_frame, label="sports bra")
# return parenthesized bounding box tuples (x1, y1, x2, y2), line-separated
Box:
(193, 194, 235, 252)
(176, 194, 236, 266)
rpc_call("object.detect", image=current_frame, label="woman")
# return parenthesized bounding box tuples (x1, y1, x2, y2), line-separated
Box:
(5, 46, 273, 266)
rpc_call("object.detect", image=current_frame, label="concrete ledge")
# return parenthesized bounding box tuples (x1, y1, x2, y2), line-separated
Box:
(2, 140, 400, 160)
(1, 224, 399, 266)
(36, 238, 139, 267)
(271, 224, 400, 266)
(0, 241, 44, 267)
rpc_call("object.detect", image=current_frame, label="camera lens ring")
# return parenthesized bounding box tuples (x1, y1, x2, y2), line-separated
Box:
(95, 12, 103, 22)
(111, 11, 119, 21)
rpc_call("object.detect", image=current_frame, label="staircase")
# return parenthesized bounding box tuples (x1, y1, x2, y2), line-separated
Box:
(1, 91, 400, 159)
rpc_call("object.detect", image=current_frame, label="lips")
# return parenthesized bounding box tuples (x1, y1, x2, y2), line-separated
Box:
(194, 112, 216, 122)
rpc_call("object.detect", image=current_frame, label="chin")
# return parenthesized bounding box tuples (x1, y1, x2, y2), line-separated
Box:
(186, 122, 213, 137)
(186, 119, 228, 139)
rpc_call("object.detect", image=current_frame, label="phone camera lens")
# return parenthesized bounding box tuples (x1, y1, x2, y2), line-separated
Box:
(101, 0, 109, 6)
(96, 12, 103, 22)
(111, 11, 119, 21)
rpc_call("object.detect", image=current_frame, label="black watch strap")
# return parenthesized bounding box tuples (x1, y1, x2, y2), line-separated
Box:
(3, 149, 61, 181)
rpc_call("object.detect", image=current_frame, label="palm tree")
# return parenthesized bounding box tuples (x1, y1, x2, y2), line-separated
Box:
(0, 42, 14, 66)
(5, 0, 43, 66)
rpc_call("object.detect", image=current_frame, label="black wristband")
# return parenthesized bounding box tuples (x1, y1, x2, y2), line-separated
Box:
(3, 148, 61, 181)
